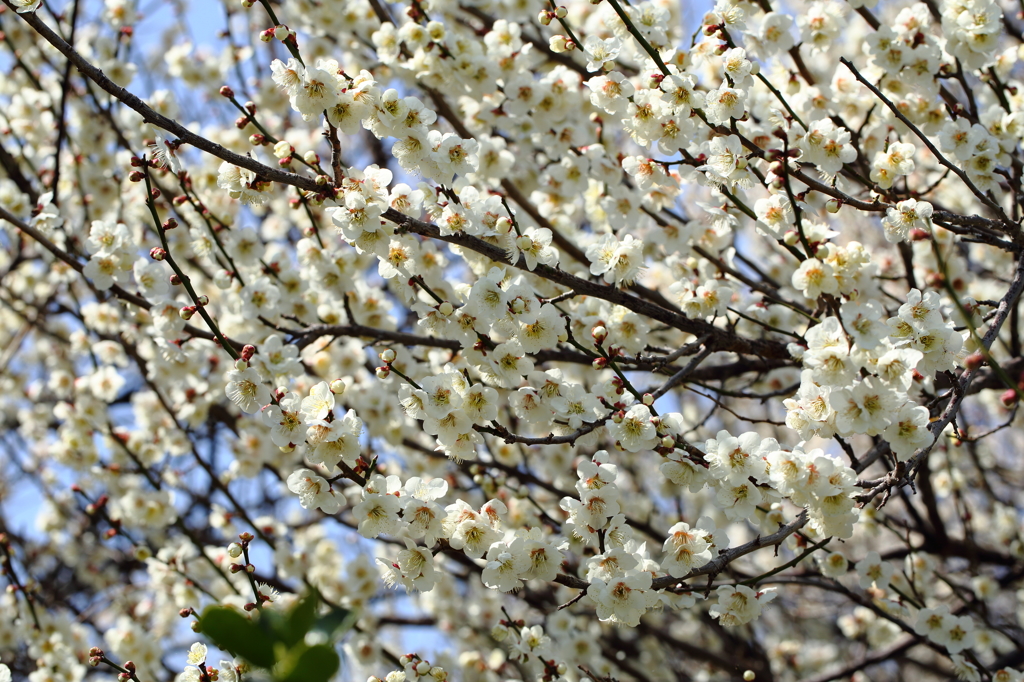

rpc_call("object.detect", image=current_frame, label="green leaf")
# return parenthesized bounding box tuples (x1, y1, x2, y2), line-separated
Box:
(276, 644, 340, 682)
(313, 605, 357, 639)
(197, 606, 277, 669)
(280, 592, 319, 648)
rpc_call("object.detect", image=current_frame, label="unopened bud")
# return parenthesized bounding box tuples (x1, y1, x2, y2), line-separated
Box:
(380, 348, 397, 363)
(219, 85, 235, 98)
(196, 295, 209, 306)
(642, 393, 654, 405)
(661, 435, 675, 449)
(554, 5, 567, 17)
(179, 306, 196, 320)
(1000, 388, 1018, 407)
(316, 174, 330, 186)
(303, 150, 320, 165)
(330, 379, 346, 394)
(825, 198, 841, 213)
(964, 351, 985, 371)
(376, 366, 391, 379)
(234, 359, 248, 370)
(129, 171, 145, 182)
(743, 672, 756, 682)
(273, 140, 293, 159)
(592, 325, 608, 343)
(783, 230, 800, 246)
(437, 301, 454, 316)
(592, 357, 607, 370)
(249, 133, 266, 146)
(150, 247, 166, 260)
(538, 10, 552, 24)
(495, 217, 513, 234)
(260, 28, 274, 42)
(549, 34, 568, 52)
(241, 344, 256, 362)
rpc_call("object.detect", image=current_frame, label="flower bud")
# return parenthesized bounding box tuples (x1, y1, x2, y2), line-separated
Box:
(150, 247, 166, 260)
(380, 348, 397, 363)
(303, 150, 320, 165)
(783, 230, 800, 246)
(249, 133, 265, 146)
(179, 305, 196, 320)
(1000, 388, 1018, 408)
(592, 325, 608, 343)
(964, 351, 985, 371)
(549, 34, 568, 52)
(227, 542, 243, 558)
(219, 85, 235, 98)
(592, 357, 607, 369)
(196, 295, 209, 306)
(661, 435, 675, 449)
(437, 301, 454, 316)
(415, 661, 431, 675)
(495, 217, 513, 234)
(273, 140, 293, 159)
(241, 0, 254, 7)
(554, 5, 567, 17)
(330, 379, 346, 395)
(642, 393, 654, 406)
(260, 27, 275, 41)
(215, 270, 233, 289)
(743, 673, 756, 682)
(538, 10, 552, 24)
(376, 366, 391, 379)
(234, 359, 248, 371)
(241, 345, 256, 361)
(316, 174, 330, 186)
(129, 171, 145, 182)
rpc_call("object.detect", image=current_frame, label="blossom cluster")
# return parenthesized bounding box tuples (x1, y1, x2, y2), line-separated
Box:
(2, 0, 1024, 679)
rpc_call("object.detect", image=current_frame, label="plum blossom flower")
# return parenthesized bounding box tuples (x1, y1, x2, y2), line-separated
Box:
(224, 367, 271, 414)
